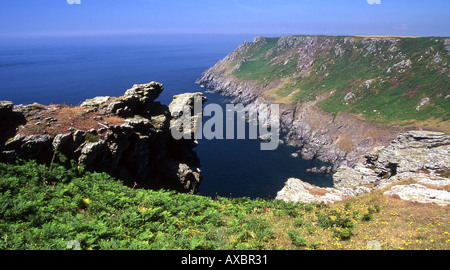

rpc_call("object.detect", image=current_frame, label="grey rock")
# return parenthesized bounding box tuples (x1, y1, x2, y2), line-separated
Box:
(368, 131, 450, 177)
(445, 39, 450, 54)
(433, 52, 442, 63)
(0, 101, 13, 112)
(330, 131, 450, 202)
(276, 178, 347, 204)
(52, 133, 73, 151)
(169, 92, 206, 137)
(108, 81, 164, 117)
(279, 131, 450, 205)
(416, 97, 430, 111)
(161, 160, 202, 195)
(124, 82, 163, 101)
(17, 135, 53, 161)
(344, 92, 355, 101)
(384, 184, 450, 206)
(80, 96, 110, 107)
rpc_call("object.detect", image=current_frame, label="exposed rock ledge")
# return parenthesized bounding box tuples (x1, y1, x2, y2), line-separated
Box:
(276, 131, 450, 206)
(0, 82, 206, 194)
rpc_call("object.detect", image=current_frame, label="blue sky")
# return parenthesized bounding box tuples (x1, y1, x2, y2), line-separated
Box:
(1, 0, 449, 38)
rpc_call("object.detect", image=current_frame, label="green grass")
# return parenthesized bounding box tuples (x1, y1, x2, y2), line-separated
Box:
(228, 35, 449, 126)
(233, 37, 300, 84)
(1, 158, 448, 250)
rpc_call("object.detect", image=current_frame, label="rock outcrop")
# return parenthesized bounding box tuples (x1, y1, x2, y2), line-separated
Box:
(276, 131, 450, 205)
(276, 178, 349, 204)
(0, 82, 206, 194)
(384, 184, 450, 206)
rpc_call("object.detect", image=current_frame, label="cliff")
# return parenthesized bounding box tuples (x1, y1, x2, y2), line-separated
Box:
(197, 35, 450, 169)
(0, 82, 205, 194)
(276, 131, 450, 206)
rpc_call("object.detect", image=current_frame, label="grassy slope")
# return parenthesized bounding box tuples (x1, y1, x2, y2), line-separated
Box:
(231, 36, 450, 132)
(1, 159, 448, 250)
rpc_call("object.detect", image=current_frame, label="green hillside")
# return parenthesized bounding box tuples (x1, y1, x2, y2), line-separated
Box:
(1, 158, 449, 250)
(231, 36, 449, 129)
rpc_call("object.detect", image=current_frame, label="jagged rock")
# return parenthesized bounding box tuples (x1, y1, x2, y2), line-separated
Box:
(52, 133, 73, 151)
(19, 135, 53, 161)
(0, 101, 13, 113)
(334, 164, 379, 188)
(0, 101, 26, 147)
(169, 92, 206, 118)
(169, 92, 206, 138)
(306, 166, 332, 174)
(107, 81, 164, 117)
(392, 59, 412, 69)
(328, 131, 450, 203)
(278, 131, 450, 205)
(367, 131, 450, 177)
(276, 178, 347, 204)
(0, 82, 205, 194)
(124, 82, 163, 101)
(161, 159, 202, 195)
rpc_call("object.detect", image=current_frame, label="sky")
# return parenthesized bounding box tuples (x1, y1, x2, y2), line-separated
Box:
(0, 0, 449, 38)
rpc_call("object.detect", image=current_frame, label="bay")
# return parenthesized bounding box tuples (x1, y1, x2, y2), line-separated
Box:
(0, 34, 332, 199)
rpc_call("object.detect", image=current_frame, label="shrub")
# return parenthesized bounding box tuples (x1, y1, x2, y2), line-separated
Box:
(85, 133, 99, 143)
(287, 230, 307, 247)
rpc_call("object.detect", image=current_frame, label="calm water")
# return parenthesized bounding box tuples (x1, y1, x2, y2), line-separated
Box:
(0, 34, 332, 199)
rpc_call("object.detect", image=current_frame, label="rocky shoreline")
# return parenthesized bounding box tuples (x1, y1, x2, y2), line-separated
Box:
(276, 131, 450, 206)
(0, 82, 206, 194)
(196, 37, 408, 170)
(196, 36, 450, 205)
(198, 64, 450, 206)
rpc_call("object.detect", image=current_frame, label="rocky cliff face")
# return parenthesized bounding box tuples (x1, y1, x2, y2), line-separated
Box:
(0, 82, 205, 194)
(197, 35, 449, 169)
(276, 131, 450, 206)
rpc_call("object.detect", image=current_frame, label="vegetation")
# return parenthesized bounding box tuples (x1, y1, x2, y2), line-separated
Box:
(17, 104, 125, 137)
(230, 36, 449, 129)
(1, 157, 449, 250)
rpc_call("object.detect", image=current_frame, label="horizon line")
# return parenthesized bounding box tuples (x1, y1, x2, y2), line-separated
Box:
(1, 31, 449, 40)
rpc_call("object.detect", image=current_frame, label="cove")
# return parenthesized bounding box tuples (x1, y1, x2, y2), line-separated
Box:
(196, 91, 333, 199)
(0, 34, 333, 199)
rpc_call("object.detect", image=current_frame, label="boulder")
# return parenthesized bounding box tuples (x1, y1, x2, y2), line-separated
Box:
(107, 81, 164, 117)
(276, 178, 347, 204)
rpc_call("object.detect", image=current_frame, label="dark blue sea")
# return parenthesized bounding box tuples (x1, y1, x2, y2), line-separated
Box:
(0, 34, 332, 199)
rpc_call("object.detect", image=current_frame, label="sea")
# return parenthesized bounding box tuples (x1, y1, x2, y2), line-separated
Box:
(0, 34, 333, 199)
